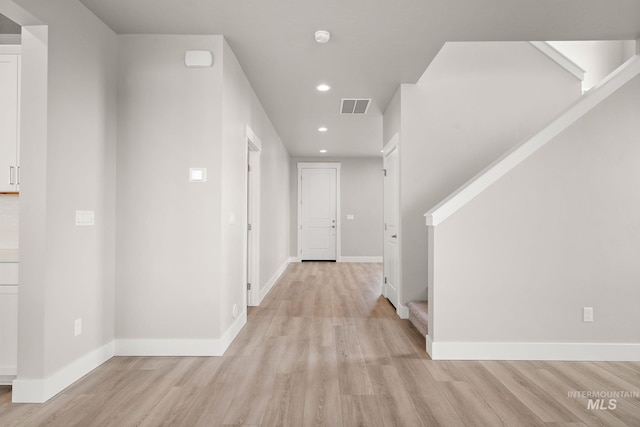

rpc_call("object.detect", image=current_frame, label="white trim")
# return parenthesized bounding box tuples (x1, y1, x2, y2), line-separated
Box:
(11, 341, 115, 403)
(529, 42, 585, 81)
(428, 341, 640, 361)
(426, 335, 433, 356)
(382, 132, 399, 156)
(382, 133, 402, 310)
(297, 162, 341, 261)
(246, 126, 262, 307)
(396, 304, 409, 319)
(0, 44, 21, 54)
(297, 162, 342, 170)
(0, 35, 21, 45)
(115, 309, 247, 357)
(245, 124, 263, 151)
(258, 259, 289, 304)
(338, 256, 383, 263)
(289, 257, 301, 263)
(425, 55, 640, 227)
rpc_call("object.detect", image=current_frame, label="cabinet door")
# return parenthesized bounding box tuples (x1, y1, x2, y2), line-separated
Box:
(0, 54, 19, 193)
(0, 286, 18, 377)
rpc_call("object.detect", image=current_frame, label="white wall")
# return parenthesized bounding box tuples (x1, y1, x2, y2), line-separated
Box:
(116, 35, 291, 347)
(221, 39, 290, 321)
(431, 74, 640, 351)
(116, 35, 224, 341)
(383, 87, 401, 146)
(392, 41, 583, 305)
(290, 157, 383, 259)
(1, 0, 117, 402)
(340, 158, 383, 258)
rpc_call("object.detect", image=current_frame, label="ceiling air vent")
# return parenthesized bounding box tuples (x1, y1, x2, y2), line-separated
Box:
(341, 98, 371, 115)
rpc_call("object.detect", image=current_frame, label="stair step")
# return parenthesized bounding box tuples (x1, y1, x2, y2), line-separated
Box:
(407, 300, 428, 337)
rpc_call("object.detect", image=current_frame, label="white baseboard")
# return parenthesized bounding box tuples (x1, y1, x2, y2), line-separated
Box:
(12, 341, 115, 403)
(288, 257, 300, 263)
(428, 341, 640, 361)
(339, 256, 383, 263)
(258, 259, 289, 304)
(115, 309, 247, 357)
(397, 304, 409, 319)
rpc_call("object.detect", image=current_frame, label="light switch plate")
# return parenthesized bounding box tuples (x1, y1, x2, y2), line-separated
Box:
(75, 210, 95, 226)
(74, 318, 82, 336)
(189, 168, 207, 182)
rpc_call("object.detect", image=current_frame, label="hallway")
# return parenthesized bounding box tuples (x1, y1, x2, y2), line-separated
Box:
(1, 262, 639, 426)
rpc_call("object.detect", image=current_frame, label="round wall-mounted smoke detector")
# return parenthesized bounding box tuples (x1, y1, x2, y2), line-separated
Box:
(314, 30, 331, 43)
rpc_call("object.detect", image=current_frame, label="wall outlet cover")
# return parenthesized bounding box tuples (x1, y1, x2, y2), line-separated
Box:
(75, 210, 95, 226)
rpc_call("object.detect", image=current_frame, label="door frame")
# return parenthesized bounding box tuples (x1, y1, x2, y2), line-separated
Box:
(383, 134, 407, 318)
(246, 125, 261, 306)
(297, 162, 341, 262)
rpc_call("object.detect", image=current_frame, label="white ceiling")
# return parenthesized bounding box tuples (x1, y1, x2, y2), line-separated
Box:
(78, 0, 640, 158)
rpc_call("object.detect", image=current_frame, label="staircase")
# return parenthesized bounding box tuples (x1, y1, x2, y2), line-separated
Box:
(407, 301, 428, 337)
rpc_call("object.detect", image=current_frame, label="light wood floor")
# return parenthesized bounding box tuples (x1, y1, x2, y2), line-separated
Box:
(1, 262, 639, 426)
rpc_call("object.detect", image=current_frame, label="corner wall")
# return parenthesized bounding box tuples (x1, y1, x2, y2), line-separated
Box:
(395, 41, 583, 305)
(4, 0, 117, 403)
(115, 35, 291, 354)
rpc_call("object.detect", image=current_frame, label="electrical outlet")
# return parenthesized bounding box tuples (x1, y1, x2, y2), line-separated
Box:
(583, 307, 594, 323)
(74, 318, 82, 336)
(75, 210, 95, 226)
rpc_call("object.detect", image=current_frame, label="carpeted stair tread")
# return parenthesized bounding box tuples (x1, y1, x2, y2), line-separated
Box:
(407, 300, 428, 337)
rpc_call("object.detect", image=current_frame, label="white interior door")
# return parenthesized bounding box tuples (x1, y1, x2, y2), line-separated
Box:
(383, 144, 400, 308)
(300, 167, 337, 261)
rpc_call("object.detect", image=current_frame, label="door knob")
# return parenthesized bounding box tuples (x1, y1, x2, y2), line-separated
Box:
(391, 234, 397, 238)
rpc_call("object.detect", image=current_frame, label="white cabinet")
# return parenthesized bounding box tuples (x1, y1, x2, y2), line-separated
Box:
(0, 50, 20, 193)
(0, 285, 18, 381)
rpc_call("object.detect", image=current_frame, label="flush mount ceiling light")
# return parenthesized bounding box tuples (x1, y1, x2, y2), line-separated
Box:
(318, 127, 328, 132)
(314, 30, 331, 43)
(316, 83, 331, 92)
(319, 149, 328, 153)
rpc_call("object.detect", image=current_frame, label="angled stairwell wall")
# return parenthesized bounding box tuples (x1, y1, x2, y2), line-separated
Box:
(425, 55, 640, 361)
(383, 41, 583, 313)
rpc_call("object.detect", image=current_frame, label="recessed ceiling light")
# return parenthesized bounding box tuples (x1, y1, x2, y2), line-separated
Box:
(314, 30, 331, 44)
(319, 149, 327, 153)
(318, 127, 328, 132)
(316, 84, 331, 92)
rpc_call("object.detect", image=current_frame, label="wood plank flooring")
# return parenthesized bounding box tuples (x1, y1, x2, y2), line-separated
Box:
(1, 262, 639, 426)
